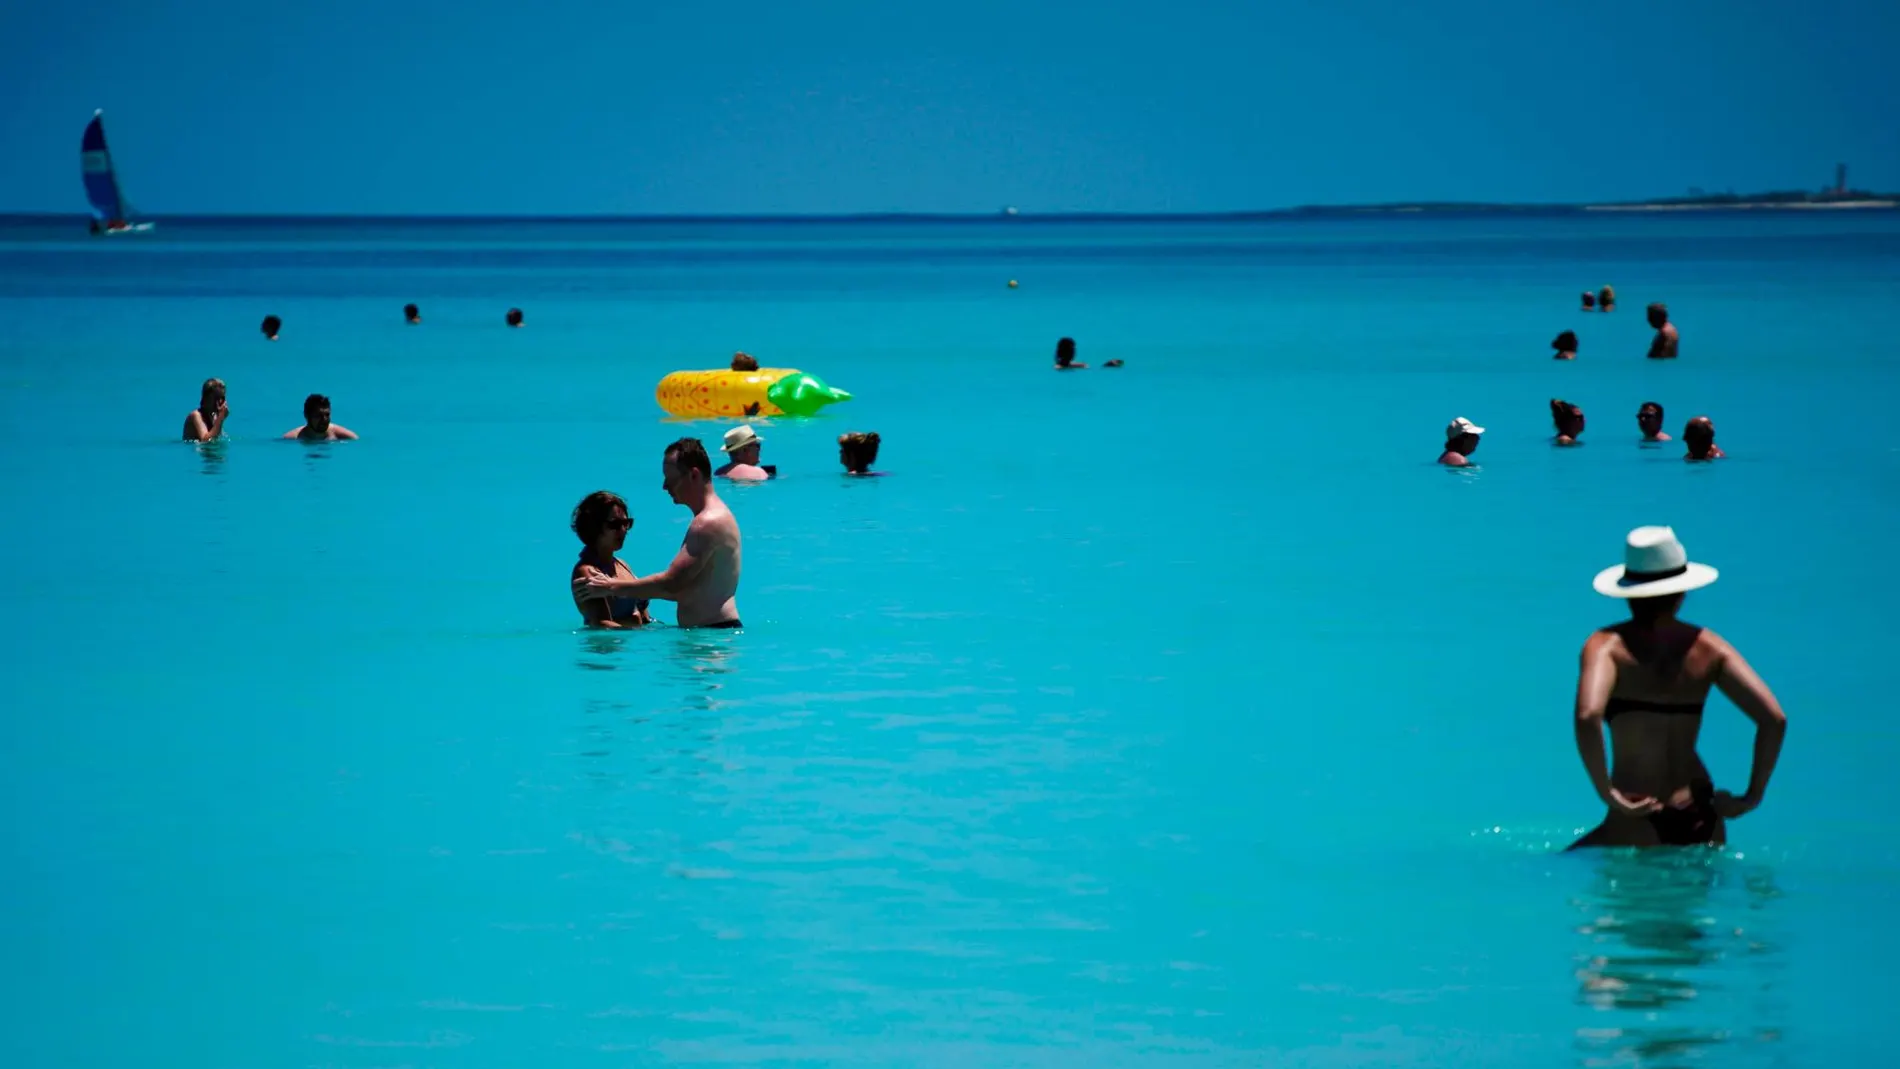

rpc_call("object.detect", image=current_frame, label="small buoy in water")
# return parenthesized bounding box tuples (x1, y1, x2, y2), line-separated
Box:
(1007, 279, 1018, 289)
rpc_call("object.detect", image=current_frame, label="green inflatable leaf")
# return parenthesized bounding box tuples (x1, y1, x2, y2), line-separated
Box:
(765, 372, 853, 416)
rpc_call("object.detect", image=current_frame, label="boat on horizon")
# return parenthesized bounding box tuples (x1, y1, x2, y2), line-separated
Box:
(80, 110, 154, 235)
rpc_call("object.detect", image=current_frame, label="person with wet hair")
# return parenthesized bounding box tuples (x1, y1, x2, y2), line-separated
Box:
(404, 303, 421, 324)
(1683, 416, 1725, 460)
(283, 393, 358, 441)
(1551, 399, 1586, 446)
(1646, 303, 1679, 359)
(183, 377, 228, 441)
(730, 352, 760, 372)
(838, 431, 882, 475)
(1552, 330, 1579, 361)
(260, 314, 281, 341)
(1637, 402, 1671, 442)
(1053, 337, 1087, 370)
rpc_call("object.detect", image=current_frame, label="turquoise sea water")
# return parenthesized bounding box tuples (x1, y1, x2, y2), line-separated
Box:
(3, 212, 1899, 1067)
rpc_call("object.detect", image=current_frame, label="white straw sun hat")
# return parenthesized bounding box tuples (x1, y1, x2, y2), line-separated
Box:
(721, 425, 763, 452)
(1592, 525, 1719, 599)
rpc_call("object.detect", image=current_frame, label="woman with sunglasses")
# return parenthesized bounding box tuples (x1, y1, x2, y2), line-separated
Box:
(569, 491, 651, 628)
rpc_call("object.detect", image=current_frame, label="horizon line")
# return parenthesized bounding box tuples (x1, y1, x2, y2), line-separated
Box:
(5, 195, 1896, 224)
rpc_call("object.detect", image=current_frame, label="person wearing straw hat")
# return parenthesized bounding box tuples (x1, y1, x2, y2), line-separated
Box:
(1439, 417, 1484, 467)
(1567, 526, 1788, 849)
(715, 424, 773, 481)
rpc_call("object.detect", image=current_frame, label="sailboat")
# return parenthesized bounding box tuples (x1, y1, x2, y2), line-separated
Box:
(80, 110, 154, 235)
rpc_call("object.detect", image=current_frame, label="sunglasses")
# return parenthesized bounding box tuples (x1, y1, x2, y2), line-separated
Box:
(606, 517, 633, 530)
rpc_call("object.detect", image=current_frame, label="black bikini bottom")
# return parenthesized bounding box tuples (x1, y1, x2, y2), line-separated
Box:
(1648, 779, 1722, 846)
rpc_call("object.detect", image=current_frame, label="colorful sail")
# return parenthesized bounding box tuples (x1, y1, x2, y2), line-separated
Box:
(79, 110, 127, 223)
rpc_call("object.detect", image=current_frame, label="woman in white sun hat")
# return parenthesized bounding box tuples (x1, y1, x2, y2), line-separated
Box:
(1567, 526, 1788, 849)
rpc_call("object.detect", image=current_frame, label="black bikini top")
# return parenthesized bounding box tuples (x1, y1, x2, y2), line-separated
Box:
(1604, 696, 1705, 721)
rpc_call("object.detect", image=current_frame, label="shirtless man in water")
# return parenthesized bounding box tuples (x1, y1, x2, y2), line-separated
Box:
(1645, 303, 1679, 359)
(573, 437, 743, 628)
(283, 393, 358, 441)
(1569, 526, 1786, 849)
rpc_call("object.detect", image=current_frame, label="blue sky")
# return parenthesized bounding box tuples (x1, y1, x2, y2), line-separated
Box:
(2, 0, 1893, 215)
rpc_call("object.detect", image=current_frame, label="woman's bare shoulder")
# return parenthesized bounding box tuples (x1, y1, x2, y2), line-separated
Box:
(1582, 626, 1627, 658)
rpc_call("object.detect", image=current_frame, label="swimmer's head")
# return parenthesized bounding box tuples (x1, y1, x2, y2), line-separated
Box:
(730, 352, 759, 372)
(1054, 337, 1077, 367)
(721, 424, 763, 463)
(839, 431, 880, 474)
(1684, 416, 1717, 458)
(1647, 302, 1669, 328)
(662, 437, 712, 505)
(404, 303, 421, 324)
(1551, 399, 1585, 438)
(571, 490, 632, 551)
(1638, 401, 1665, 437)
(1552, 330, 1579, 352)
(1444, 416, 1483, 456)
(1581, 291, 1596, 309)
(260, 314, 281, 340)
(303, 392, 331, 432)
(200, 377, 226, 404)
(505, 307, 524, 328)
(1599, 285, 1615, 305)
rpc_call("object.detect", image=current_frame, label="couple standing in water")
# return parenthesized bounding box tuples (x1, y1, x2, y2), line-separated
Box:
(1570, 526, 1787, 848)
(569, 438, 744, 630)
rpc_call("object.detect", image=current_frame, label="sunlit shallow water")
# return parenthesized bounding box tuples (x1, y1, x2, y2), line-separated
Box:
(2, 212, 1898, 1067)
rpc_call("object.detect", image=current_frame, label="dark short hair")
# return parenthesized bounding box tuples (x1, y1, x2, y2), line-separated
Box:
(665, 437, 712, 479)
(1639, 401, 1664, 417)
(1552, 330, 1578, 351)
(1647, 302, 1668, 318)
(730, 352, 759, 371)
(839, 431, 881, 472)
(1550, 398, 1584, 432)
(261, 314, 281, 332)
(1055, 337, 1077, 365)
(571, 490, 629, 544)
(404, 303, 419, 317)
(303, 393, 329, 417)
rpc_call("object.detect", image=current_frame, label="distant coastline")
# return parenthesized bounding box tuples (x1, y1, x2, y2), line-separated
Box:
(1290, 189, 1897, 216)
(3, 189, 1895, 225)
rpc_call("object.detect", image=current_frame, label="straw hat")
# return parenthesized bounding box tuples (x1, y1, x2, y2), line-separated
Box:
(721, 425, 763, 452)
(1592, 526, 1719, 598)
